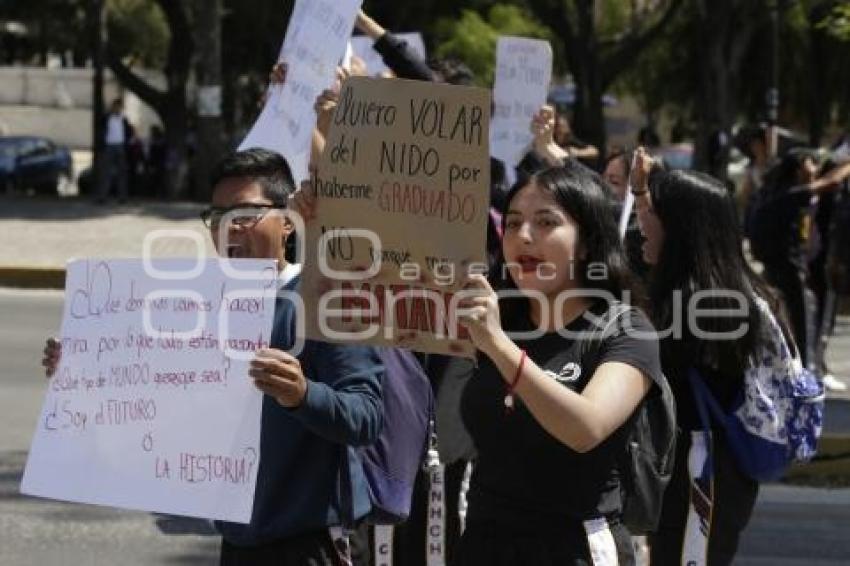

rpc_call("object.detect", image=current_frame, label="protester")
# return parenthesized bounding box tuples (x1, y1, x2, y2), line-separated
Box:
(810, 159, 841, 391)
(602, 148, 632, 202)
(353, 9, 434, 81)
(44, 147, 384, 566)
(449, 160, 664, 565)
(814, 144, 850, 391)
(737, 125, 774, 224)
(749, 150, 823, 373)
(96, 97, 134, 204)
(601, 148, 652, 333)
(277, 36, 519, 565)
(553, 111, 600, 166)
(631, 147, 778, 564)
(513, 105, 569, 181)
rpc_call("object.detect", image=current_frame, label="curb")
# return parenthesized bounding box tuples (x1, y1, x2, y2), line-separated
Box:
(785, 435, 850, 485)
(0, 267, 66, 289)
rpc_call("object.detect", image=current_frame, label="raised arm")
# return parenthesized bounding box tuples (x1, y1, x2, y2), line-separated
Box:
(531, 105, 570, 166)
(355, 9, 434, 81)
(457, 275, 651, 453)
(809, 160, 850, 195)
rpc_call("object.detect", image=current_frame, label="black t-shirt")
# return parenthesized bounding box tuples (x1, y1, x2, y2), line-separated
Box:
(460, 301, 663, 530)
(750, 183, 812, 263)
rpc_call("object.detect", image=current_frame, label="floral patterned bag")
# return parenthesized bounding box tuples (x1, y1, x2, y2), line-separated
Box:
(688, 297, 824, 481)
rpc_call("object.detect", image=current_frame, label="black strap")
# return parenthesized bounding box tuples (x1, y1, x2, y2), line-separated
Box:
(338, 445, 356, 529)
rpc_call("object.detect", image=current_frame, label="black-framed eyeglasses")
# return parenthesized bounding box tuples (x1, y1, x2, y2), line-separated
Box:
(200, 204, 285, 229)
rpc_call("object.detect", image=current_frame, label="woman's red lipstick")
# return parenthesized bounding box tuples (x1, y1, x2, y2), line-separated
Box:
(516, 254, 543, 273)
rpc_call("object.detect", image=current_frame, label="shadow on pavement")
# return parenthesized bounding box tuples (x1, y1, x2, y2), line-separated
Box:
(155, 514, 218, 536)
(160, 543, 220, 565)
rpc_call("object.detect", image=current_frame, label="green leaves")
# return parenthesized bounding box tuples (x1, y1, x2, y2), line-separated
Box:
(106, 0, 170, 68)
(434, 4, 553, 86)
(817, 2, 850, 42)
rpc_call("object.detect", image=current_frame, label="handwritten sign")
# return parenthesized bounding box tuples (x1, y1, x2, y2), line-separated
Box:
(490, 36, 553, 167)
(239, 0, 362, 183)
(300, 77, 490, 357)
(350, 33, 427, 77)
(21, 258, 278, 523)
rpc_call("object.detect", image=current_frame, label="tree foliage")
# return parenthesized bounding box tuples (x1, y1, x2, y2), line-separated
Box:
(0, 0, 89, 65)
(106, 0, 170, 68)
(618, 0, 850, 150)
(5, 0, 850, 177)
(433, 4, 555, 86)
(817, 1, 850, 41)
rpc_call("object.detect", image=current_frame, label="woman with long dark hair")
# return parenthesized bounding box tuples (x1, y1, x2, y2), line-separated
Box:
(631, 147, 777, 565)
(454, 160, 666, 565)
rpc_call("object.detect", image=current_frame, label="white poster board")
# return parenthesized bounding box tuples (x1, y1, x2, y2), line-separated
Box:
(489, 37, 553, 167)
(350, 33, 427, 77)
(21, 258, 279, 523)
(239, 0, 363, 183)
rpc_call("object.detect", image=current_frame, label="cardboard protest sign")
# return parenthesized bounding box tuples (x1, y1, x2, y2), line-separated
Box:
(21, 258, 279, 523)
(350, 33, 427, 77)
(300, 77, 491, 358)
(490, 36, 553, 167)
(239, 0, 362, 183)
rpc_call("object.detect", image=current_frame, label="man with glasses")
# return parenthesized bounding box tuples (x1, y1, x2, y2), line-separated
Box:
(45, 148, 383, 565)
(205, 148, 383, 565)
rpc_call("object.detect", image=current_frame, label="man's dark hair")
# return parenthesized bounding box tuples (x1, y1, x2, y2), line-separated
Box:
(211, 148, 295, 205)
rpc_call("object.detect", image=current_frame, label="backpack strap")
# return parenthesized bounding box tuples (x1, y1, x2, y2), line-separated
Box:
(687, 368, 724, 432)
(577, 301, 634, 364)
(686, 368, 718, 486)
(338, 444, 357, 530)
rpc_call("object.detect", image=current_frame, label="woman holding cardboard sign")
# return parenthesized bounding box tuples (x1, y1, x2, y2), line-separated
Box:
(450, 160, 666, 565)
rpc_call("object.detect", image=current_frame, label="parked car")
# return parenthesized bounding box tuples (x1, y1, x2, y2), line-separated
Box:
(0, 136, 73, 195)
(655, 143, 694, 170)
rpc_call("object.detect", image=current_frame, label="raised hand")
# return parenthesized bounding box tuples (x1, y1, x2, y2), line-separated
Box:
(456, 274, 507, 357)
(42, 337, 61, 378)
(530, 105, 569, 166)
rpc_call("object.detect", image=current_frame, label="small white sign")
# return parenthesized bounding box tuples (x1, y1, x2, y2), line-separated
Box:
(489, 37, 553, 167)
(197, 86, 223, 118)
(239, 0, 363, 183)
(21, 258, 279, 523)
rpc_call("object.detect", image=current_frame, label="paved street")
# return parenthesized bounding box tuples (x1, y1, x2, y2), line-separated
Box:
(0, 288, 219, 566)
(1, 286, 849, 565)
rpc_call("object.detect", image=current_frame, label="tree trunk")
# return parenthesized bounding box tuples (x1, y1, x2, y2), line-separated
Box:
(525, 0, 683, 166)
(106, 0, 193, 200)
(571, 0, 606, 164)
(808, 3, 834, 147)
(162, 91, 189, 200)
(692, 0, 760, 181)
(90, 0, 107, 196)
(192, 0, 225, 201)
(693, 43, 730, 178)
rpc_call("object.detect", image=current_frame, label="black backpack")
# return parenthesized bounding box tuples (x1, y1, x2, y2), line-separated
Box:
(579, 303, 677, 535)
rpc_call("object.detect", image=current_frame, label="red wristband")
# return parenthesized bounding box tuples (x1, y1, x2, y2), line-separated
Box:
(504, 349, 527, 414)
